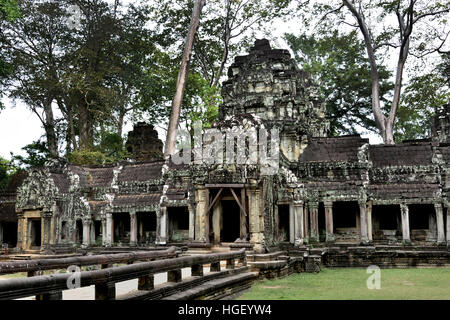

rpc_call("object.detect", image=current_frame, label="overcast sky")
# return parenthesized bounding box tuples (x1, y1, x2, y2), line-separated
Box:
(0, 0, 385, 161)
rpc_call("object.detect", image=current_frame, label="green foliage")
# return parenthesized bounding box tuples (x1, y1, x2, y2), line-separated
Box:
(10, 140, 51, 168)
(395, 71, 450, 143)
(0, 157, 11, 191)
(0, 0, 19, 110)
(285, 30, 394, 136)
(0, 0, 20, 21)
(67, 150, 110, 166)
(67, 131, 130, 165)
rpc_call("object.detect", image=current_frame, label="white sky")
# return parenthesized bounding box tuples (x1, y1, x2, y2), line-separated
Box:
(0, 0, 389, 161)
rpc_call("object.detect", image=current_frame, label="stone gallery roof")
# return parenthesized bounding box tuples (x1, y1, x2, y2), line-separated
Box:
(368, 184, 440, 199)
(49, 172, 71, 193)
(369, 142, 435, 167)
(112, 194, 161, 207)
(299, 135, 368, 163)
(0, 202, 17, 222)
(118, 161, 164, 183)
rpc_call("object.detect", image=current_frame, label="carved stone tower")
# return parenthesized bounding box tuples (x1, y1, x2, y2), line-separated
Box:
(220, 39, 329, 161)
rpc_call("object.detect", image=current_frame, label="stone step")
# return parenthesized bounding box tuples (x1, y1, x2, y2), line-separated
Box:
(248, 260, 287, 270)
(246, 251, 287, 262)
(161, 271, 259, 300)
(118, 266, 253, 300)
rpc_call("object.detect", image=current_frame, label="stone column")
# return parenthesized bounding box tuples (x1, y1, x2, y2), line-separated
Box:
(82, 216, 91, 248)
(157, 206, 167, 244)
(309, 202, 319, 243)
(289, 204, 295, 244)
(16, 213, 24, 251)
(106, 213, 113, 246)
(434, 203, 445, 244)
(129, 210, 137, 246)
(195, 188, 207, 242)
(41, 212, 52, 253)
(324, 201, 335, 243)
(447, 206, 450, 246)
(293, 200, 304, 246)
(90, 221, 96, 245)
(367, 201, 373, 242)
(400, 203, 411, 244)
(248, 188, 264, 253)
(188, 205, 195, 241)
(101, 216, 107, 246)
(359, 201, 369, 244)
(304, 203, 309, 244)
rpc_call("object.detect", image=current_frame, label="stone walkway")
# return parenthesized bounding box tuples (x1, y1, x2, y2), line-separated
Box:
(0, 267, 209, 300)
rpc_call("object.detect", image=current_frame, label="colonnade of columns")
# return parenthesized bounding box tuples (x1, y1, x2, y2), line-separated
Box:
(78, 205, 195, 247)
(288, 200, 448, 245)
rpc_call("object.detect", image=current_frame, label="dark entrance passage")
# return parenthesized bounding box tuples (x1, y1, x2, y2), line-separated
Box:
(278, 205, 290, 241)
(137, 212, 157, 244)
(2, 222, 17, 247)
(333, 201, 359, 241)
(409, 204, 433, 241)
(318, 202, 326, 242)
(113, 212, 130, 243)
(30, 219, 41, 247)
(221, 200, 241, 242)
(168, 207, 189, 242)
(372, 205, 401, 241)
(94, 220, 102, 243)
(76, 220, 83, 244)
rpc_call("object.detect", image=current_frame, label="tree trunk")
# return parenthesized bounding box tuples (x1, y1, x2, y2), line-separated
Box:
(164, 0, 205, 158)
(78, 100, 94, 150)
(43, 99, 58, 157)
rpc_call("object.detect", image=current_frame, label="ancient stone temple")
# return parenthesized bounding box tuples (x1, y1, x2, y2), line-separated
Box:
(0, 39, 449, 255)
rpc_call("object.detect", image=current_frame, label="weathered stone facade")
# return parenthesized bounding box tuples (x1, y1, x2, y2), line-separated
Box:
(1, 39, 449, 254)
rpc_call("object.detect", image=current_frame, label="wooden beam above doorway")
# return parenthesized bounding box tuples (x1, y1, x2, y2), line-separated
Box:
(205, 184, 244, 188)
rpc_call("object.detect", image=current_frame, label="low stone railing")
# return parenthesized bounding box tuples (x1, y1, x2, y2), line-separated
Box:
(0, 249, 246, 300)
(0, 246, 179, 276)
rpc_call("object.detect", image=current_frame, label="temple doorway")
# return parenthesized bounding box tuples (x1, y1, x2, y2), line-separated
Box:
(29, 219, 41, 248)
(220, 200, 241, 242)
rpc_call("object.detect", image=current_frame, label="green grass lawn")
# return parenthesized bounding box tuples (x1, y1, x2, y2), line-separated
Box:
(238, 267, 450, 300)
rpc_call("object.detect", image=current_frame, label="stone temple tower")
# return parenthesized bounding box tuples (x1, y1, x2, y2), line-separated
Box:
(220, 39, 329, 161)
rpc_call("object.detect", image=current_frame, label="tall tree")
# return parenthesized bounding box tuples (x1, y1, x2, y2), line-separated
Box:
(294, 0, 450, 144)
(164, 0, 205, 158)
(0, 0, 20, 110)
(285, 30, 394, 136)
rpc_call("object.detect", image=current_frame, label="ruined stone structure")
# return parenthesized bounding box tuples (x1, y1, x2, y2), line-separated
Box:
(1, 39, 449, 255)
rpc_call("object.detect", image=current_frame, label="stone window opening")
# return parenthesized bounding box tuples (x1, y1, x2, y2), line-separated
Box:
(168, 207, 189, 242)
(332, 201, 359, 241)
(113, 212, 130, 244)
(372, 205, 401, 241)
(137, 212, 156, 244)
(409, 204, 433, 241)
(277, 204, 290, 242)
(1, 222, 17, 248)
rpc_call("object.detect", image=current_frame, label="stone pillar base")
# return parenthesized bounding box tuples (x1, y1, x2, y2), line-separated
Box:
(325, 235, 335, 243)
(294, 239, 304, 246)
